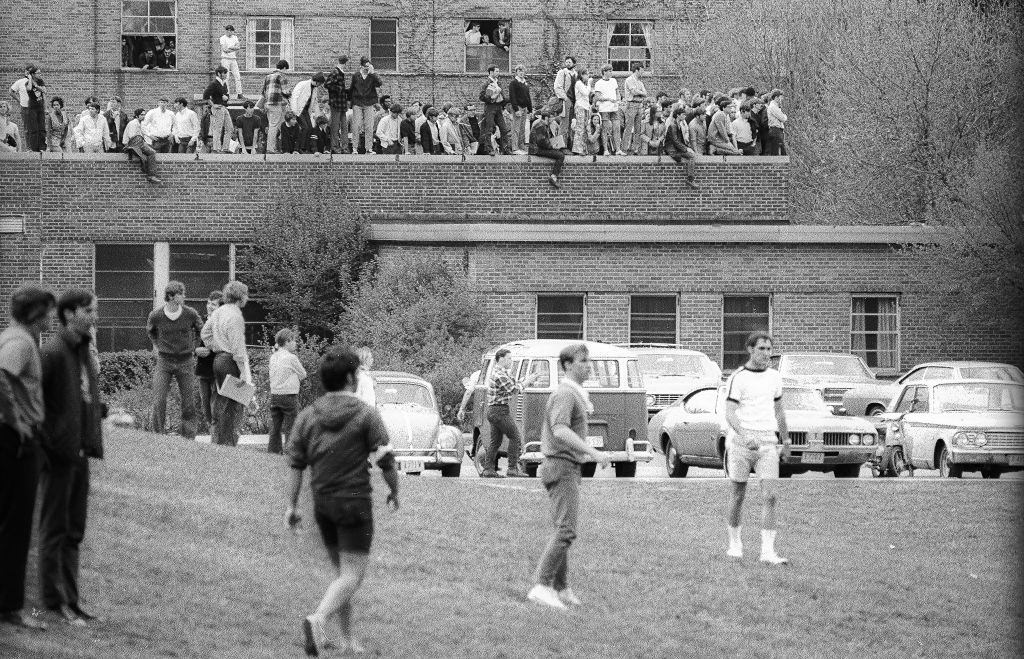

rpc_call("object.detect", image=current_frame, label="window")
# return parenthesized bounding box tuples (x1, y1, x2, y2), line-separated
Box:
(465, 19, 511, 73)
(94, 244, 155, 352)
(121, 1, 177, 69)
(246, 18, 294, 71)
(851, 296, 899, 372)
(370, 18, 398, 71)
(722, 296, 770, 371)
(232, 244, 272, 345)
(683, 389, 718, 414)
(169, 244, 229, 316)
(630, 295, 676, 344)
(536, 295, 584, 340)
(627, 360, 643, 388)
(607, 21, 652, 72)
(527, 360, 551, 388)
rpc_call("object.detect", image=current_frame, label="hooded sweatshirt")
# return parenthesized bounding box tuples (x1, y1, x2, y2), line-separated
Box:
(286, 391, 391, 501)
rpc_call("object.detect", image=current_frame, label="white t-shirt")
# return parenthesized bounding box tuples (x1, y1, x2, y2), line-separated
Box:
(592, 78, 619, 114)
(220, 34, 239, 59)
(725, 366, 783, 433)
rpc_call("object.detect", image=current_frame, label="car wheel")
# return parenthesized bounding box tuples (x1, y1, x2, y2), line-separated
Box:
(938, 444, 962, 478)
(441, 463, 462, 477)
(666, 443, 688, 478)
(833, 464, 860, 478)
(867, 404, 886, 417)
(981, 468, 1000, 479)
(778, 465, 793, 478)
(524, 463, 538, 478)
(614, 462, 637, 478)
(580, 462, 597, 478)
(887, 447, 906, 477)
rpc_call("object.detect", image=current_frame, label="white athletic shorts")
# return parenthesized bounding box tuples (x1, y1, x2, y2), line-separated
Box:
(727, 430, 779, 482)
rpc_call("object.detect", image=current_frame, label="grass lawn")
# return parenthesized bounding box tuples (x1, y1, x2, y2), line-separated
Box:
(1, 426, 1021, 658)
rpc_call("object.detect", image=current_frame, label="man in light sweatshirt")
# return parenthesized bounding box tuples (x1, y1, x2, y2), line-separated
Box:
(268, 328, 307, 455)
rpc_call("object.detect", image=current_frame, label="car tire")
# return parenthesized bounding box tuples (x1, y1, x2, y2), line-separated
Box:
(938, 444, 962, 478)
(778, 465, 793, 478)
(441, 463, 461, 478)
(666, 443, 688, 478)
(580, 462, 597, 478)
(833, 464, 860, 478)
(867, 404, 886, 417)
(614, 462, 637, 478)
(981, 468, 1000, 479)
(524, 463, 538, 478)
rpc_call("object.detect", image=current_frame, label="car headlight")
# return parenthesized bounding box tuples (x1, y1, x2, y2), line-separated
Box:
(862, 433, 875, 446)
(953, 431, 967, 446)
(646, 395, 656, 407)
(975, 432, 987, 446)
(953, 431, 987, 447)
(848, 433, 861, 445)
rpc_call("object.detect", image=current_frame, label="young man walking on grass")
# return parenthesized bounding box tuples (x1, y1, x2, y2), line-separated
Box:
(723, 331, 790, 565)
(528, 343, 611, 609)
(286, 347, 399, 657)
(147, 281, 203, 440)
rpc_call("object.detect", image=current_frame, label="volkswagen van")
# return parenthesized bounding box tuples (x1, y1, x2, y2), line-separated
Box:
(467, 340, 654, 477)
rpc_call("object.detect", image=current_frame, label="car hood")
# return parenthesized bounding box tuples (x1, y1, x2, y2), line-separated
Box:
(786, 410, 877, 433)
(644, 376, 719, 395)
(378, 404, 441, 447)
(902, 411, 1024, 430)
(843, 381, 899, 396)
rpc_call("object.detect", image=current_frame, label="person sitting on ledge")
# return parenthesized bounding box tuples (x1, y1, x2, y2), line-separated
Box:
(529, 110, 565, 189)
(122, 107, 161, 184)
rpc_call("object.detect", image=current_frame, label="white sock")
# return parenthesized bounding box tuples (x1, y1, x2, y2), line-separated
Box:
(761, 529, 776, 554)
(728, 526, 742, 548)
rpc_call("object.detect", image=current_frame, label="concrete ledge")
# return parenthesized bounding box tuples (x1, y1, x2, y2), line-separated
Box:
(369, 223, 947, 244)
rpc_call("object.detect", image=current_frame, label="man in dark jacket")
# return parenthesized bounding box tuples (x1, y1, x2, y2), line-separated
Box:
(478, 65, 511, 156)
(348, 56, 383, 155)
(529, 111, 565, 188)
(38, 289, 103, 627)
(103, 96, 130, 151)
(324, 55, 349, 153)
(666, 107, 699, 189)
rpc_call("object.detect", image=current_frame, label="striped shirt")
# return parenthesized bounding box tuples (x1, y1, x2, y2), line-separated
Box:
(487, 364, 523, 406)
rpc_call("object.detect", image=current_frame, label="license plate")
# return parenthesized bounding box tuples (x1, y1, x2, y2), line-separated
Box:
(587, 435, 604, 448)
(400, 460, 425, 472)
(801, 452, 824, 464)
(1009, 454, 1024, 466)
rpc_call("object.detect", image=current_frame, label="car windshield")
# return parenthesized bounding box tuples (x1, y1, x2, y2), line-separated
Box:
(781, 388, 831, 413)
(932, 382, 1024, 413)
(375, 382, 434, 408)
(780, 355, 872, 379)
(638, 353, 714, 378)
(557, 359, 621, 388)
(960, 366, 1024, 383)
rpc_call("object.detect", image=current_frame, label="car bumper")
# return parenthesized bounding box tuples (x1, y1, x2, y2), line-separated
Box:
(393, 447, 463, 468)
(949, 450, 1024, 468)
(784, 448, 875, 467)
(520, 439, 656, 465)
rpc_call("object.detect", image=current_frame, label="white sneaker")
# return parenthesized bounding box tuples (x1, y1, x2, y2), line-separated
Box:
(527, 584, 567, 609)
(760, 551, 790, 565)
(557, 587, 582, 606)
(303, 615, 328, 656)
(726, 545, 743, 559)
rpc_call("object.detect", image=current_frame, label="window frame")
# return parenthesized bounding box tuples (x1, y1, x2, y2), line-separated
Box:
(120, 0, 178, 70)
(245, 17, 295, 72)
(722, 294, 772, 371)
(850, 295, 900, 375)
(369, 17, 399, 72)
(606, 20, 653, 74)
(535, 293, 586, 341)
(463, 18, 512, 74)
(629, 294, 678, 345)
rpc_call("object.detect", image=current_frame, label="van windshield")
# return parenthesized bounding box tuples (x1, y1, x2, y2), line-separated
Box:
(558, 360, 621, 388)
(638, 353, 711, 378)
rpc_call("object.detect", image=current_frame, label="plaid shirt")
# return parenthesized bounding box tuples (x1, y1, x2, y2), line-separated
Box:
(487, 365, 523, 406)
(325, 67, 348, 110)
(261, 71, 289, 106)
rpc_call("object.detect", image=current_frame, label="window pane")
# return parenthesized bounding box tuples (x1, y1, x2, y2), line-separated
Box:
(537, 295, 584, 340)
(255, 30, 269, 43)
(851, 296, 898, 370)
(723, 296, 770, 371)
(123, 0, 148, 16)
(169, 244, 229, 271)
(97, 243, 153, 270)
(150, 18, 175, 32)
(630, 296, 676, 344)
(122, 16, 148, 32)
(149, 1, 174, 17)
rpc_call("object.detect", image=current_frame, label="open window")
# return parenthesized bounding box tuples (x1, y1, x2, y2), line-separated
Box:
(607, 21, 652, 73)
(121, 1, 177, 69)
(464, 19, 511, 73)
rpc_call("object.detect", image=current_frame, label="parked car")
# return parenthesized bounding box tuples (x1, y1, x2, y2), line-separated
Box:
(843, 361, 1024, 417)
(649, 383, 878, 478)
(875, 379, 1024, 478)
(770, 353, 877, 414)
(626, 344, 722, 418)
(467, 340, 654, 478)
(373, 371, 464, 477)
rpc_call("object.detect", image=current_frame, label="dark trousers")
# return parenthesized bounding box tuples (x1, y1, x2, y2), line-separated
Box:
(297, 111, 314, 153)
(268, 393, 298, 454)
(151, 355, 198, 439)
(480, 104, 510, 155)
(126, 135, 159, 178)
(737, 140, 758, 156)
(0, 426, 39, 613)
(533, 148, 565, 176)
(766, 127, 786, 156)
(197, 376, 216, 442)
(669, 149, 697, 181)
(533, 456, 581, 591)
(486, 404, 522, 471)
(212, 353, 245, 447)
(173, 138, 195, 153)
(21, 106, 45, 151)
(150, 136, 171, 153)
(38, 454, 89, 609)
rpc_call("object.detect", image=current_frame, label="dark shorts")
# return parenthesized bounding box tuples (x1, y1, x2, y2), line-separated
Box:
(314, 497, 373, 554)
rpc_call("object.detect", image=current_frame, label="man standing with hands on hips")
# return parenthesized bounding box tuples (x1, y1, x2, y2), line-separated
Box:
(528, 343, 611, 609)
(723, 331, 790, 565)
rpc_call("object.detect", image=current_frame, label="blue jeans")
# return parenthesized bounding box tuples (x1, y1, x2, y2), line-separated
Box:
(486, 404, 522, 471)
(533, 456, 581, 591)
(151, 355, 197, 439)
(268, 394, 297, 454)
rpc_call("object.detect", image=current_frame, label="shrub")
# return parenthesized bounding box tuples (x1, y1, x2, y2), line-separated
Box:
(98, 350, 155, 396)
(244, 333, 330, 434)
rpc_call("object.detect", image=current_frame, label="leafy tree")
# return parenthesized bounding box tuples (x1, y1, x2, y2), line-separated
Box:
(334, 253, 494, 422)
(238, 183, 375, 338)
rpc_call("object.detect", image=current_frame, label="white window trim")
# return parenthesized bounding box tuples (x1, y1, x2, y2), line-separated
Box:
(368, 17, 399, 72)
(850, 294, 901, 374)
(606, 20, 654, 74)
(535, 293, 587, 341)
(245, 17, 295, 72)
(628, 294, 679, 345)
(119, 0, 179, 70)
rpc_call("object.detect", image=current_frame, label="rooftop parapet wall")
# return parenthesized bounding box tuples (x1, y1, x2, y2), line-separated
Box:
(0, 153, 789, 234)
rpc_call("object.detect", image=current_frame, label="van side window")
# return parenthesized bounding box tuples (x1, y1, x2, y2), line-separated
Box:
(626, 359, 643, 388)
(528, 360, 550, 387)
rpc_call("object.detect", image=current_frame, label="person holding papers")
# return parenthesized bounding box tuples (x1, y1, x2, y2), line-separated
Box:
(200, 280, 252, 447)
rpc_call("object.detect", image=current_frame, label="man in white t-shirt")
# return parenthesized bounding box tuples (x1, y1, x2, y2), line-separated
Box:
(219, 25, 243, 98)
(723, 331, 790, 565)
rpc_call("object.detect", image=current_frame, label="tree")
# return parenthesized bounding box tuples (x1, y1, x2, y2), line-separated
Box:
(237, 183, 375, 338)
(334, 253, 495, 421)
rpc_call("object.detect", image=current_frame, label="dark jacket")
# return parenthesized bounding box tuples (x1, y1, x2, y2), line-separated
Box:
(419, 120, 442, 154)
(529, 121, 554, 153)
(324, 67, 347, 110)
(479, 78, 506, 106)
(348, 71, 382, 107)
(509, 79, 532, 112)
(664, 122, 690, 156)
(203, 78, 229, 106)
(104, 109, 130, 150)
(40, 327, 102, 462)
(400, 117, 417, 149)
